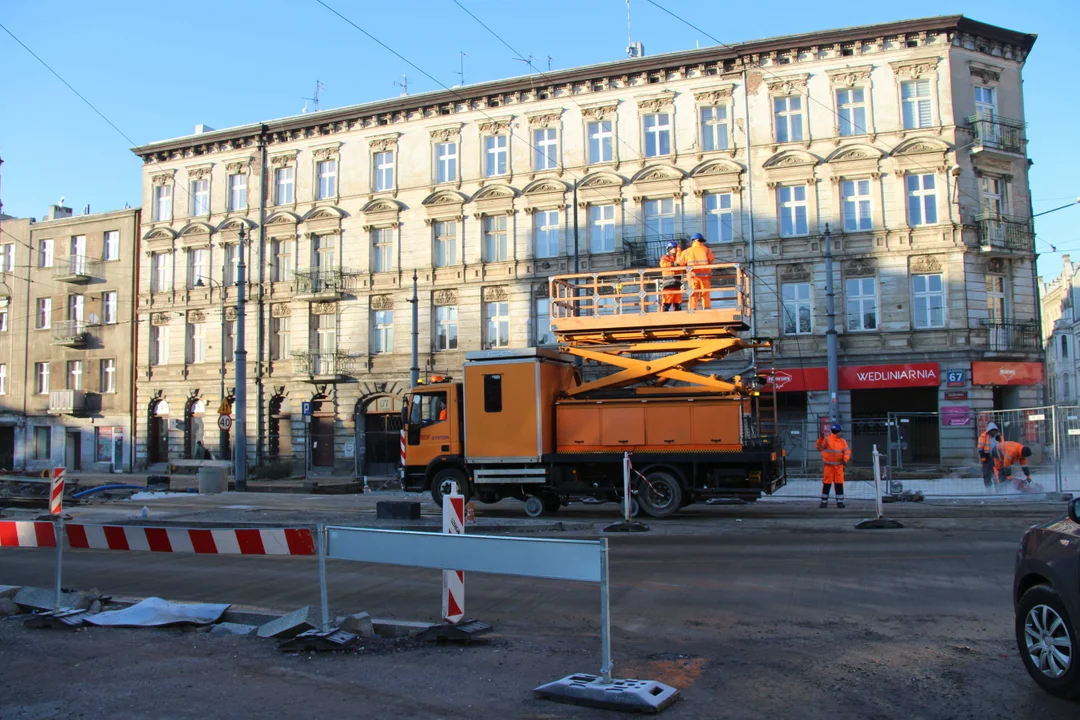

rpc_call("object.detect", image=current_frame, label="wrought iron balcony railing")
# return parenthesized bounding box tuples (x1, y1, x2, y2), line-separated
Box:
(622, 233, 690, 268)
(292, 350, 360, 378)
(980, 319, 1040, 353)
(966, 113, 1026, 154)
(293, 268, 359, 297)
(51, 319, 90, 347)
(975, 212, 1034, 252)
(54, 255, 103, 283)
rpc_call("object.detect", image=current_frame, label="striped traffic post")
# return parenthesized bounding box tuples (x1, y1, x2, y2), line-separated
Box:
(49, 467, 65, 516)
(400, 429, 406, 471)
(442, 484, 465, 623)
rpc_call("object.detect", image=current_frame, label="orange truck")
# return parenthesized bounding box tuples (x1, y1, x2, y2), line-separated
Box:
(400, 263, 786, 518)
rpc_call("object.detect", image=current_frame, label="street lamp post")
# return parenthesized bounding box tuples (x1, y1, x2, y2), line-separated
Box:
(234, 226, 248, 491)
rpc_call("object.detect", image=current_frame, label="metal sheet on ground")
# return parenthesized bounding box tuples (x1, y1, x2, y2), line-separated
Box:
(85, 597, 230, 627)
(326, 527, 602, 583)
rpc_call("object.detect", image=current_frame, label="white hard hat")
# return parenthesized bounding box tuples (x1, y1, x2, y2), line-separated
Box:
(986, 422, 998, 432)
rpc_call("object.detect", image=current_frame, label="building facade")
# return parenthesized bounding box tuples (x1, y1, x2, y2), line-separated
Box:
(0, 205, 140, 472)
(1040, 257, 1077, 405)
(131, 15, 1040, 473)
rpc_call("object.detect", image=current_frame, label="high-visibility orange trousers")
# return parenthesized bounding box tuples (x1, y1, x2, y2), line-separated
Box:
(661, 290, 682, 308)
(822, 465, 845, 484)
(689, 277, 711, 310)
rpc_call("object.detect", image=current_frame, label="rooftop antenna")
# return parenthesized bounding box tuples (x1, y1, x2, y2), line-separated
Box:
(59, 195, 66, 207)
(456, 51, 468, 86)
(395, 73, 409, 96)
(513, 54, 537, 72)
(626, 0, 643, 57)
(547, 55, 554, 71)
(301, 80, 326, 114)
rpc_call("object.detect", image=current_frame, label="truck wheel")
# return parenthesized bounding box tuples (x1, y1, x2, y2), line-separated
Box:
(541, 493, 562, 514)
(430, 468, 469, 508)
(637, 470, 683, 518)
(524, 496, 545, 517)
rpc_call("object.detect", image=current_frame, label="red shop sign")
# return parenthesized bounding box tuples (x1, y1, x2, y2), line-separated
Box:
(765, 363, 940, 392)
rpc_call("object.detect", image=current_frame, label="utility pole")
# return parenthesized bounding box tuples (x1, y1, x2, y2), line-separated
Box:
(234, 225, 248, 490)
(409, 270, 419, 388)
(824, 224, 839, 425)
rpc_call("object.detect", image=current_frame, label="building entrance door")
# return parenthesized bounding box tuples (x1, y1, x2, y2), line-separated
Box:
(65, 430, 82, 471)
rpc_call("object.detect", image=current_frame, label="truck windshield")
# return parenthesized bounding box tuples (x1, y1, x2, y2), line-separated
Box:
(410, 392, 448, 426)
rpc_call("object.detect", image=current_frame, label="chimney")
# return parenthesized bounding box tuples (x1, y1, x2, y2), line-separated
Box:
(47, 204, 73, 220)
(194, 124, 215, 135)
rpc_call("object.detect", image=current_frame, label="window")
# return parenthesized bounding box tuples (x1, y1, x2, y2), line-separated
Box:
(36, 298, 52, 329)
(100, 359, 116, 393)
(987, 275, 1006, 322)
(1, 243, 13, 272)
(223, 244, 239, 285)
(434, 305, 458, 351)
(0, 307, 6, 332)
(644, 198, 676, 239)
(151, 252, 172, 293)
(39, 238, 54, 268)
(316, 159, 337, 199)
(484, 135, 508, 177)
(103, 291, 118, 324)
(845, 277, 877, 331)
(533, 127, 558, 170)
(589, 204, 616, 253)
(435, 141, 458, 183)
(434, 221, 457, 267)
(981, 176, 1007, 217)
(842, 179, 873, 231)
(372, 228, 394, 273)
(700, 106, 729, 151)
(778, 185, 809, 237)
(103, 231, 120, 261)
(912, 273, 945, 328)
(587, 120, 614, 164)
(782, 283, 813, 335)
(66, 360, 83, 391)
(274, 166, 294, 205)
(190, 178, 210, 215)
(314, 234, 335, 271)
(901, 79, 933, 129)
(68, 294, 84, 322)
(224, 320, 237, 362)
(483, 374, 503, 413)
(313, 312, 336, 354)
(95, 427, 117, 463)
(1063, 335, 1070, 359)
(372, 310, 394, 354)
(704, 193, 734, 243)
(535, 298, 554, 346)
(0, 364, 6, 394)
(188, 247, 209, 288)
(483, 215, 509, 263)
(643, 113, 671, 157)
(836, 88, 867, 137)
(484, 301, 509, 349)
(228, 173, 247, 211)
(270, 239, 292, 282)
(34, 427, 51, 460)
(187, 321, 206, 364)
(773, 96, 804, 143)
(906, 174, 938, 226)
(974, 86, 997, 117)
(35, 362, 50, 394)
(150, 325, 168, 365)
(270, 316, 290, 360)
(535, 209, 560, 258)
(153, 184, 172, 221)
(374, 152, 394, 191)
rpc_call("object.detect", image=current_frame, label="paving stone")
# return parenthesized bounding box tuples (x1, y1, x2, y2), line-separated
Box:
(0, 597, 22, 617)
(211, 622, 258, 637)
(256, 606, 319, 640)
(371, 618, 434, 638)
(222, 609, 280, 626)
(14, 587, 92, 611)
(341, 612, 374, 638)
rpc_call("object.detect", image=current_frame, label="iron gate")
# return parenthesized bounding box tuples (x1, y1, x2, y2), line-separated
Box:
(363, 413, 403, 477)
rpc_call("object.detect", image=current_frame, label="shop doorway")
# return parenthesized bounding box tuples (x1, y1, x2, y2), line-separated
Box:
(0, 427, 14, 469)
(851, 387, 940, 465)
(310, 400, 334, 467)
(65, 430, 82, 471)
(268, 395, 292, 461)
(357, 395, 403, 477)
(184, 398, 206, 459)
(148, 399, 169, 463)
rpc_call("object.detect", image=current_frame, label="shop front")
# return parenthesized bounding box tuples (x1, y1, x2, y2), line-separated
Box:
(971, 361, 1045, 409)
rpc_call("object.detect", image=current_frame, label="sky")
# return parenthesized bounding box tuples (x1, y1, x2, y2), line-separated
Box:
(1, 0, 1077, 280)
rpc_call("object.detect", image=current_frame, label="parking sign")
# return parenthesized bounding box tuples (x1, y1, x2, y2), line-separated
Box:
(301, 401, 312, 417)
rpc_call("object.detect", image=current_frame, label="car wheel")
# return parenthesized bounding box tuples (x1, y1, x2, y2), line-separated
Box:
(430, 468, 469, 508)
(1015, 584, 1080, 699)
(637, 470, 683, 519)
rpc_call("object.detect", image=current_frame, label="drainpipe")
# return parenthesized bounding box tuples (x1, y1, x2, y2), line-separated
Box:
(130, 208, 141, 472)
(255, 126, 269, 466)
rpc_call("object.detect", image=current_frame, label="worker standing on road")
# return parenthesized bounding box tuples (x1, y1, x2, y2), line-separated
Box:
(977, 422, 1001, 490)
(659, 241, 683, 311)
(816, 423, 851, 508)
(995, 440, 1033, 491)
(680, 233, 715, 310)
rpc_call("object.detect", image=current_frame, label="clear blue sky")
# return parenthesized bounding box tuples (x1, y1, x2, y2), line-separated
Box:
(1, 1, 1077, 279)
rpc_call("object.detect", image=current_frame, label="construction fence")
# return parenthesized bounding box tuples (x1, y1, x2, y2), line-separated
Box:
(774, 405, 1080, 499)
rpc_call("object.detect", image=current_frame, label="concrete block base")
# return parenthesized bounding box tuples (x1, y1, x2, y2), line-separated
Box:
(256, 606, 319, 639)
(534, 673, 680, 713)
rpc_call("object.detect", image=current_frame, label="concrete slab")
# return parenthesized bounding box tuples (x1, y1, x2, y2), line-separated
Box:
(371, 618, 434, 638)
(0, 597, 22, 616)
(14, 587, 92, 611)
(341, 612, 374, 638)
(211, 622, 258, 637)
(0, 585, 22, 600)
(222, 608, 281, 626)
(256, 606, 319, 639)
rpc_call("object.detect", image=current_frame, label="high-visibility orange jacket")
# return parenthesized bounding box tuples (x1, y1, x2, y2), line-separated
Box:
(977, 431, 994, 455)
(680, 241, 715, 277)
(659, 253, 680, 275)
(815, 433, 851, 466)
(997, 440, 1028, 469)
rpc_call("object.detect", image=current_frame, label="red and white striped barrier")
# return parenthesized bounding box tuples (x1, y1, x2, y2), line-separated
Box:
(50, 467, 65, 516)
(0, 522, 315, 555)
(442, 486, 465, 623)
(400, 429, 407, 468)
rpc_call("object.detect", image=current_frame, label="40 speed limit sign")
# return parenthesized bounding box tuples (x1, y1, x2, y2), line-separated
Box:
(218, 414, 233, 431)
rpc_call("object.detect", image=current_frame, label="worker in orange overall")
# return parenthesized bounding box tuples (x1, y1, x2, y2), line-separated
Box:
(680, 233, 715, 310)
(976, 421, 1000, 489)
(816, 423, 851, 508)
(994, 440, 1033, 491)
(658, 240, 683, 311)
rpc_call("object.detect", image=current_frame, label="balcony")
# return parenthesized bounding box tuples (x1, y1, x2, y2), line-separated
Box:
(293, 350, 359, 383)
(622, 234, 689, 268)
(54, 255, 103, 284)
(980, 320, 1040, 354)
(49, 390, 87, 415)
(294, 268, 359, 301)
(975, 212, 1034, 253)
(51, 320, 90, 348)
(966, 113, 1026, 155)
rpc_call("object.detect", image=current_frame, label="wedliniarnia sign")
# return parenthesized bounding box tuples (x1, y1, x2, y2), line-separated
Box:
(839, 363, 939, 390)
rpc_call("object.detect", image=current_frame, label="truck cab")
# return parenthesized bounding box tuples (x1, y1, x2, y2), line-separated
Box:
(402, 378, 464, 498)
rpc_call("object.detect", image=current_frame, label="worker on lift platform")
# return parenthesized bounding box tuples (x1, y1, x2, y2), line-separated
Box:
(681, 233, 715, 310)
(659, 240, 683, 311)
